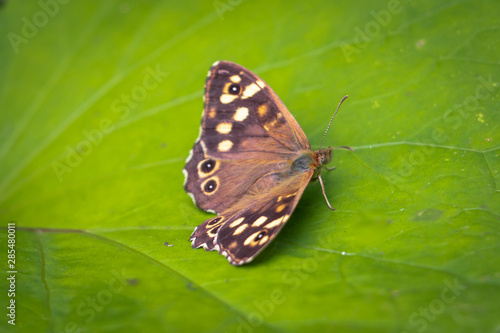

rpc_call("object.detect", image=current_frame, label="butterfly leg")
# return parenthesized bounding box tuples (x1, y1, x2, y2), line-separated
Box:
(318, 174, 335, 211)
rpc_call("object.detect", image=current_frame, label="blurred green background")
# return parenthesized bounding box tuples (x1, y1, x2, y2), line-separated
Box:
(0, 0, 499, 332)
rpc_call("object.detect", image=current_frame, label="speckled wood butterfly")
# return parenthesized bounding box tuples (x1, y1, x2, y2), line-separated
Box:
(183, 61, 350, 265)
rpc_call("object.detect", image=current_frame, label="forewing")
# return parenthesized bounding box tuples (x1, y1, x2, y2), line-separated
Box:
(201, 60, 310, 159)
(184, 61, 311, 213)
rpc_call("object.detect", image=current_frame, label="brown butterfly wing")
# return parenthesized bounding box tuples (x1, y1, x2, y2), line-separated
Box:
(190, 167, 314, 265)
(184, 61, 310, 214)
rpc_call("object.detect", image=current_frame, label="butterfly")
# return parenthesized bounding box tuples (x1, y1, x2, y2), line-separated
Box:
(183, 61, 350, 265)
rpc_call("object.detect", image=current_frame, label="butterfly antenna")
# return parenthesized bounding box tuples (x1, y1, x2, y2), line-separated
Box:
(319, 95, 349, 149)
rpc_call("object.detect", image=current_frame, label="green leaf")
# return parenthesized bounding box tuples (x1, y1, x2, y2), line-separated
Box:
(1, 0, 499, 332)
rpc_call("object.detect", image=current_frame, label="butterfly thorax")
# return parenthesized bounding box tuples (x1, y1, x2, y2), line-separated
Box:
(290, 147, 332, 180)
(253, 150, 325, 193)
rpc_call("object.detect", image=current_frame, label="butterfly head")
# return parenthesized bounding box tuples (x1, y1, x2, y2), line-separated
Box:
(315, 147, 333, 168)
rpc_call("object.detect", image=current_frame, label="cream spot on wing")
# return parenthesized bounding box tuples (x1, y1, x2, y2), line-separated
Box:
(229, 217, 245, 228)
(264, 118, 278, 131)
(208, 107, 216, 118)
(256, 80, 265, 89)
(195, 125, 203, 142)
(266, 215, 289, 229)
(244, 231, 262, 246)
(230, 75, 241, 83)
(200, 140, 207, 153)
(234, 224, 248, 235)
(182, 168, 189, 186)
(207, 70, 212, 78)
(278, 193, 296, 202)
(259, 235, 269, 246)
(242, 257, 254, 264)
(258, 104, 267, 117)
(212, 60, 220, 67)
(228, 241, 238, 249)
(185, 149, 193, 164)
(233, 107, 249, 121)
(252, 216, 268, 227)
(242, 83, 261, 99)
(218, 140, 233, 152)
(187, 192, 197, 206)
(216, 122, 232, 134)
(220, 94, 238, 104)
(275, 204, 286, 213)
